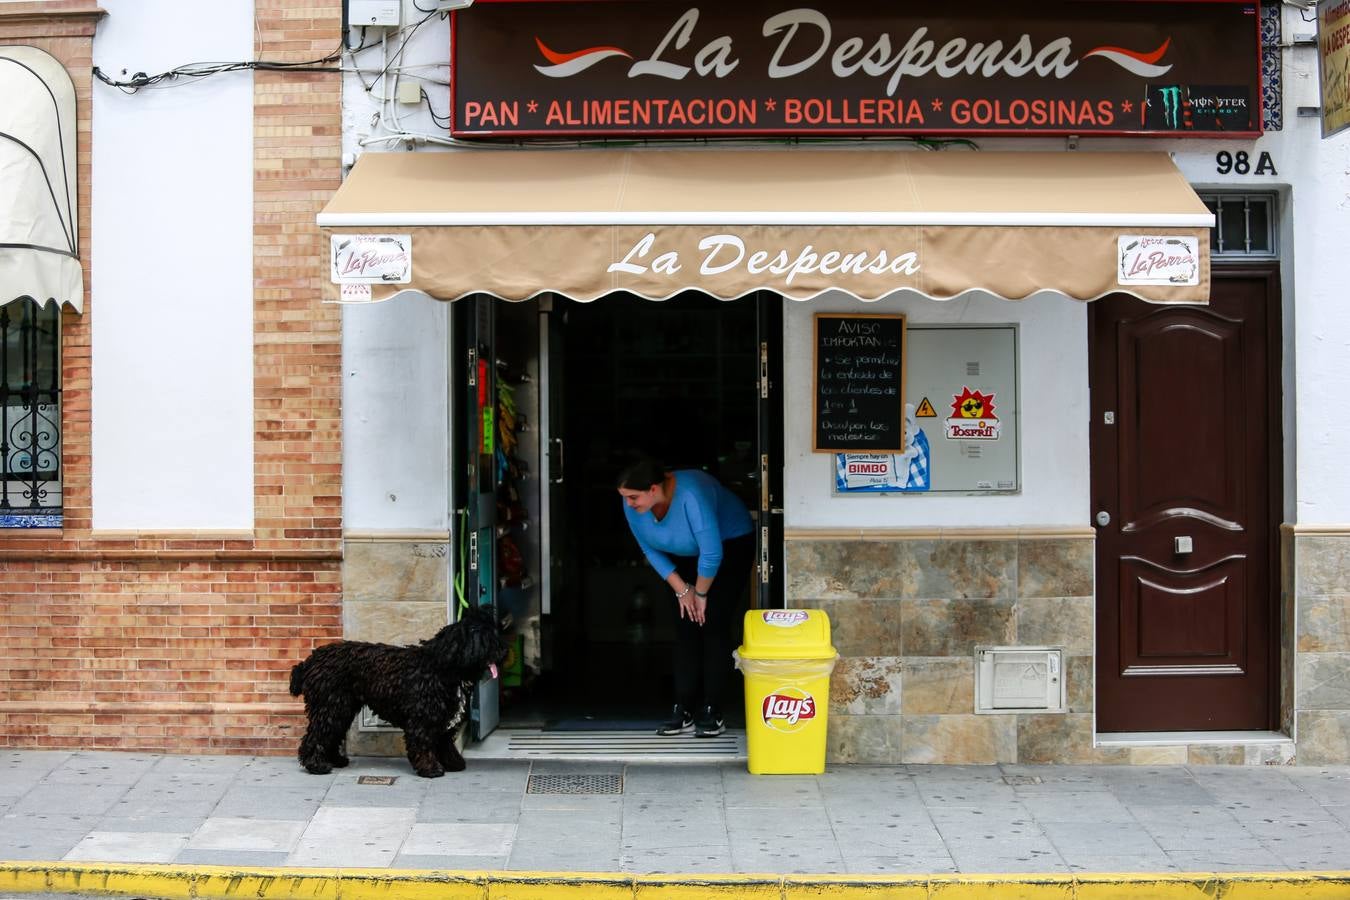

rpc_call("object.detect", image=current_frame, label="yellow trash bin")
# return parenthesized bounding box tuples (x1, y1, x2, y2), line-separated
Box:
(734, 608, 837, 775)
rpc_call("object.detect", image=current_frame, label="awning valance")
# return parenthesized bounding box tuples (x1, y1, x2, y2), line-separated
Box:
(318, 149, 1212, 305)
(0, 46, 82, 312)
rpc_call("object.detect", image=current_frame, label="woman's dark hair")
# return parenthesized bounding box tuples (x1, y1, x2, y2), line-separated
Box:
(616, 457, 667, 491)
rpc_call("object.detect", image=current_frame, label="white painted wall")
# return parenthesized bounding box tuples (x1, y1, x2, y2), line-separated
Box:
(342, 293, 449, 530)
(784, 291, 1089, 529)
(91, 0, 254, 529)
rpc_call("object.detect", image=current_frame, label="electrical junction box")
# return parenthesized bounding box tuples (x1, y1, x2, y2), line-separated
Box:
(349, 0, 400, 26)
(974, 647, 1065, 714)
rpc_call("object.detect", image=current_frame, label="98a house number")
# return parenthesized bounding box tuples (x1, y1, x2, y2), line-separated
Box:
(1216, 150, 1277, 176)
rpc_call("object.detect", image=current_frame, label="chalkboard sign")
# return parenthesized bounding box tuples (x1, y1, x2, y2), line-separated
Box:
(814, 313, 906, 453)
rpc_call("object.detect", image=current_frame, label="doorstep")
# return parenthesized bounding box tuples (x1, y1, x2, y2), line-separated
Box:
(1095, 730, 1295, 765)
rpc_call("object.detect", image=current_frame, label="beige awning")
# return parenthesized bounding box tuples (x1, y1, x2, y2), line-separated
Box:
(318, 149, 1212, 305)
(0, 46, 82, 312)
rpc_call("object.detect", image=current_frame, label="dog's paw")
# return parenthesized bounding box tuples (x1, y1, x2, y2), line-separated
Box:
(302, 760, 333, 775)
(414, 765, 446, 778)
(329, 754, 350, 768)
(443, 756, 467, 772)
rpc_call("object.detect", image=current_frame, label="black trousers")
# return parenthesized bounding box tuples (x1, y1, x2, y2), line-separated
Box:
(667, 533, 755, 714)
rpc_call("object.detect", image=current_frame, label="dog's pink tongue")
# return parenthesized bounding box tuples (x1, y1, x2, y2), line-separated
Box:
(489, 663, 499, 680)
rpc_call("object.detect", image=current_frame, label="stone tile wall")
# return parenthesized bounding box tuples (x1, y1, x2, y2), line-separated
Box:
(789, 533, 1098, 765)
(795, 531, 1319, 766)
(1293, 533, 1350, 765)
(341, 536, 452, 756)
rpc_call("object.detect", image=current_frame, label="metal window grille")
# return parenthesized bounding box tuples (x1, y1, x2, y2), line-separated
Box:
(0, 299, 62, 527)
(1201, 194, 1277, 258)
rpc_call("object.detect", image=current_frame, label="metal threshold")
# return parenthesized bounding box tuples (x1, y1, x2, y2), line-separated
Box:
(467, 728, 747, 762)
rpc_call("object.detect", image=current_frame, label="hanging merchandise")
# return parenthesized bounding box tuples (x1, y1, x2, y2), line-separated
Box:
(495, 373, 530, 590)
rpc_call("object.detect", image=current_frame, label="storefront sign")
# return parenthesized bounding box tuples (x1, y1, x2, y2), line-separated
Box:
(609, 232, 920, 285)
(451, 0, 1261, 137)
(1117, 235, 1200, 286)
(1320, 0, 1350, 138)
(330, 234, 411, 284)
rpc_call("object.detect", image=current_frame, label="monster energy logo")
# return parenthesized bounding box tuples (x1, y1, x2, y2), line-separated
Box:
(1157, 86, 1183, 128)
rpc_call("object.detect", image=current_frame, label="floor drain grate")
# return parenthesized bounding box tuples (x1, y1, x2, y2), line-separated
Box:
(1003, 775, 1043, 786)
(357, 775, 397, 785)
(527, 772, 623, 795)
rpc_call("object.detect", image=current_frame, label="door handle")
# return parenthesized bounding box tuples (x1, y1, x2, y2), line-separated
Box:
(549, 438, 564, 484)
(1095, 510, 1111, 527)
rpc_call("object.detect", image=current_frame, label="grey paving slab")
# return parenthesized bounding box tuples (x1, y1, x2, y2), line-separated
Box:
(322, 775, 431, 808)
(149, 755, 252, 776)
(428, 759, 529, 793)
(400, 822, 516, 856)
(826, 804, 934, 831)
(844, 854, 959, 875)
(916, 783, 1020, 808)
(1000, 765, 1112, 790)
(830, 824, 948, 857)
(210, 784, 327, 819)
(1167, 848, 1287, 871)
(506, 849, 622, 871)
(3, 811, 101, 832)
(1140, 821, 1265, 852)
(417, 789, 522, 824)
(623, 764, 724, 794)
(391, 853, 510, 870)
(94, 816, 209, 834)
(1019, 792, 1137, 824)
(623, 848, 736, 874)
(1059, 852, 1179, 873)
(0, 775, 41, 801)
(233, 758, 332, 788)
(42, 753, 159, 786)
(622, 819, 727, 852)
(174, 849, 292, 866)
(288, 806, 415, 867)
(64, 830, 191, 863)
(519, 792, 624, 812)
(187, 817, 306, 852)
(8, 782, 128, 816)
(729, 846, 848, 875)
(945, 852, 1067, 874)
(0, 832, 87, 861)
(1040, 821, 1166, 856)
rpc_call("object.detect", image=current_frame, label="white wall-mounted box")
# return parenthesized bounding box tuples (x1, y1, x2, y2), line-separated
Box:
(975, 647, 1065, 714)
(348, 0, 400, 26)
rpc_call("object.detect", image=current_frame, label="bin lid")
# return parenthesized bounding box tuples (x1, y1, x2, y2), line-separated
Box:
(738, 608, 835, 660)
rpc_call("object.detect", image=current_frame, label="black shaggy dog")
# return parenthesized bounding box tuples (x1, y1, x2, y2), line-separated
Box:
(289, 605, 511, 777)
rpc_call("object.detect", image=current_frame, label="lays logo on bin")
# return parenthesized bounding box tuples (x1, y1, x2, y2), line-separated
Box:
(761, 686, 817, 733)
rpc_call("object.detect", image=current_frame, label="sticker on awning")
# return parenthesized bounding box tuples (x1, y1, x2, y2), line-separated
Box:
(1118, 235, 1199, 286)
(331, 234, 412, 284)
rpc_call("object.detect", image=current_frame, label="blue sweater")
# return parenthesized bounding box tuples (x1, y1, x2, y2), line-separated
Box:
(623, 469, 753, 580)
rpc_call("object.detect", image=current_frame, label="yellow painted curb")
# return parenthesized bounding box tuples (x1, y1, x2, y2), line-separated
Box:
(1, 863, 1349, 899)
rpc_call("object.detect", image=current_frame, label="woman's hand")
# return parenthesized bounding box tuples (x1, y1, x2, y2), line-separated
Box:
(676, 584, 706, 625)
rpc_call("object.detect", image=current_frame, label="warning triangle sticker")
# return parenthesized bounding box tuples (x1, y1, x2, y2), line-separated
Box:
(915, 397, 938, 417)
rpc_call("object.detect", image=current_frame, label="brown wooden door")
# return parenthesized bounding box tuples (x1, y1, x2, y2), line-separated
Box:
(1091, 265, 1280, 732)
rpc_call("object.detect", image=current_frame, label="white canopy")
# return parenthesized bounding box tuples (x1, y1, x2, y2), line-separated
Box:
(0, 45, 82, 312)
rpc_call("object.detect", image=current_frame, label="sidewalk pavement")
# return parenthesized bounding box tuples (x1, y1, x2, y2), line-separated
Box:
(1, 749, 1350, 896)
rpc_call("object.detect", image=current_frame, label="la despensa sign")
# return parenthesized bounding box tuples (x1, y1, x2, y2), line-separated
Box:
(450, 0, 1263, 138)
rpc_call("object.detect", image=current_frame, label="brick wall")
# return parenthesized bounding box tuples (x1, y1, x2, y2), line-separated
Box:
(0, 0, 345, 754)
